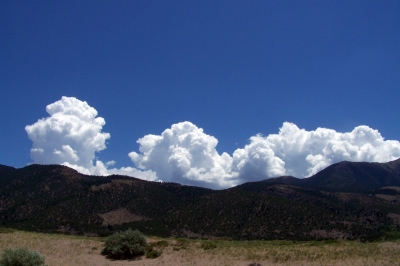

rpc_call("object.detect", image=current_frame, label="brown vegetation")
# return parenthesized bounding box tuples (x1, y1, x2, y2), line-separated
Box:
(1, 229, 400, 266)
(2, 163, 400, 241)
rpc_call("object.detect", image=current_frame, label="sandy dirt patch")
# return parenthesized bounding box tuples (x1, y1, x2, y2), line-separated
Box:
(98, 208, 149, 226)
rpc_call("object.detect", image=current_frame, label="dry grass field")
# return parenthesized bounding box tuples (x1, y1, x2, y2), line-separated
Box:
(1, 229, 400, 266)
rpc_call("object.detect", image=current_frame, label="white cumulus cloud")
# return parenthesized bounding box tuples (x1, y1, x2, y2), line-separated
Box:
(128, 122, 238, 188)
(25, 96, 156, 181)
(128, 122, 400, 187)
(233, 122, 400, 179)
(26, 97, 400, 189)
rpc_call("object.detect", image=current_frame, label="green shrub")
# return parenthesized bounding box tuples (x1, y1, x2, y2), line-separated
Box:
(175, 238, 188, 246)
(173, 238, 189, 251)
(0, 228, 15, 234)
(0, 247, 47, 266)
(102, 229, 147, 260)
(145, 250, 161, 259)
(145, 240, 168, 259)
(153, 240, 169, 247)
(201, 242, 217, 250)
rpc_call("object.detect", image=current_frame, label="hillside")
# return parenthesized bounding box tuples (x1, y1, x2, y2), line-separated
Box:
(262, 159, 400, 192)
(1, 161, 400, 241)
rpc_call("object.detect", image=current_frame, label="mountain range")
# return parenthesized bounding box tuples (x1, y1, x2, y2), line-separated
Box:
(1, 159, 400, 241)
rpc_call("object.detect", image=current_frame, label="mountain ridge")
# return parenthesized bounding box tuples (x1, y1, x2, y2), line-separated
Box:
(259, 159, 400, 192)
(1, 159, 400, 241)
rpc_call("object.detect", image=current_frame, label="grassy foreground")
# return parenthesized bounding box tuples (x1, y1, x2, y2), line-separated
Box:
(1, 229, 400, 266)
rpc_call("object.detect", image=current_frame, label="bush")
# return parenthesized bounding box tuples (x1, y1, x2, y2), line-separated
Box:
(200, 242, 217, 250)
(102, 229, 147, 260)
(145, 240, 168, 259)
(145, 250, 161, 259)
(173, 238, 189, 251)
(175, 238, 188, 247)
(0, 228, 15, 234)
(153, 240, 169, 247)
(0, 247, 47, 266)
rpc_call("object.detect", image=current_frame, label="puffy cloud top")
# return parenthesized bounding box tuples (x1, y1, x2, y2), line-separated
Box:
(25, 96, 156, 181)
(26, 97, 400, 189)
(25, 97, 110, 167)
(233, 122, 400, 180)
(129, 122, 400, 187)
(129, 122, 237, 188)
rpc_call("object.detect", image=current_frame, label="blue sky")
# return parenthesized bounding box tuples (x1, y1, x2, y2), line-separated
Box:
(1, 1, 400, 188)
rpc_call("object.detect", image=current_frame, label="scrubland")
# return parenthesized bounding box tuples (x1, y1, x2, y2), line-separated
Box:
(1, 229, 400, 266)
